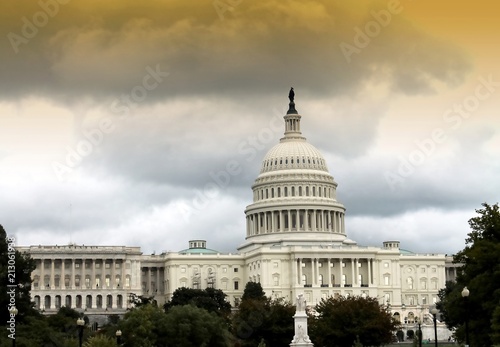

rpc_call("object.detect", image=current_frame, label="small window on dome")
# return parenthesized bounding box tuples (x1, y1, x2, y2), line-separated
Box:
(308, 158, 311, 164)
(285, 159, 288, 164)
(302, 158, 305, 163)
(280, 160, 282, 164)
(291, 159, 293, 164)
(275, 160, 277, 165)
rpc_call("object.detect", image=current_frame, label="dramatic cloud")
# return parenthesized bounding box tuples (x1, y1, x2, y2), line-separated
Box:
(0, 1, 498, 256)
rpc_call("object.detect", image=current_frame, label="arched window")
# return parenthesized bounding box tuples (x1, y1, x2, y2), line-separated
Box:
(96, 295, 103, 308)
(86, 295, 92, 309)
(44, 295, 51, 309)
(65, 295, 72, 308)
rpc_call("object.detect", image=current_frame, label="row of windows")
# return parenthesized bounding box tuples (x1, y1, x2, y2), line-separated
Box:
(254, 185, 333, 201)
(262, 156, 326, 168)
(34, 294, 125, 310)
(178, 279, 240, 291)
(179, 266, 238, 273)
(33, 275, 130, 288)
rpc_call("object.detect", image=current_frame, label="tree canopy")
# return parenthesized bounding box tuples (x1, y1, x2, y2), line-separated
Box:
(437, 202, 500, 346)
(164, 287, 231, 318)
(309, 295, 399, 347)
(232, 282, 295, 347)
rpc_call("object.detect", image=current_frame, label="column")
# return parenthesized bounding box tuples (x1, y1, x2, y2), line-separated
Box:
(339, 258, 343, 287)
(40, 258, 45, 290)
(121, 259, 126, 290)
(264, 212, 268, 233)
(271, 211, 275, 232)
(279, 211, 284, 232)
(61, 259, 65, 289)
(71, 259, 75, 289)
(354, 259, 359, 286)
(351, 259, 355, 286)
(156, 267, 160, 294)
(147, 267, 151, 293)
(327, 258, 332, 287)
(111, 259, 116, 289)
(50, 259, 55, 289)
(304, 210, 308, 230)
(368, 258, 372, 286)
(335, 212, 339, 232)
(311, 259, 316, 286)
(292, 258, 298, 286)
(315, 258, 320, 286)
(298, 259, 303, 286)
(91, 259, 96, 289)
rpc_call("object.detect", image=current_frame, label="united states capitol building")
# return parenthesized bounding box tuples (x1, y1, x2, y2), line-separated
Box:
(19, 93, 459, 338)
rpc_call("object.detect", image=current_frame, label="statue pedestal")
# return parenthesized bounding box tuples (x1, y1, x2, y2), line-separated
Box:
(290, 311, 314, 347)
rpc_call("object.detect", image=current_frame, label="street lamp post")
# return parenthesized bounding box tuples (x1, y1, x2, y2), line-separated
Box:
(415, 317, 422, 347)
(116, 329, 122, 345)
(76, 317, 85, 347)
(462, 287, 470, 347)
(430, 307, 438, 347)
(9, 306, 18, 347)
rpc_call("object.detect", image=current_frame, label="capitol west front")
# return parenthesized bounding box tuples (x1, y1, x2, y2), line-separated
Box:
(19, 95, 459, 335)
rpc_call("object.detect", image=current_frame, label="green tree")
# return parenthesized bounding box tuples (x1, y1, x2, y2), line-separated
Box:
(241, 282, 266, 302)
(0, 224, 37, 323)
(233, 283, 294, 347)
(164, 287, 231, 319)
(163, 304, 232, 346)
(119, 304, 165, 347)
(128, 293, 157, 307)
(310, 295, 399, 347)
(83, 335, 116, 347)
(437, 202, 500, 346)
(47, 306, 82, 337)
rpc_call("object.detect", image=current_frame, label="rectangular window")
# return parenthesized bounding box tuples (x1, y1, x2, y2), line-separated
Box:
(234, 281, 239, 290)
(234, 268, 238, 273)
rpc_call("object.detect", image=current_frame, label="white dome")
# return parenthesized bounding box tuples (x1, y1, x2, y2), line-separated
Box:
(260, 140, 329, 174)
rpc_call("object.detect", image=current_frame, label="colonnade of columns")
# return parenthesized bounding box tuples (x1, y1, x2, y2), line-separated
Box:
(141, 266, 165, 294)
(291, 257, 374, 287)
(35, 258, 128, 290)
(247, 209, 344, 236)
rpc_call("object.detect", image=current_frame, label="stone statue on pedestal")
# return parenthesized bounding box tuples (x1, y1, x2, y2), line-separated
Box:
(290, 293, 314, 346)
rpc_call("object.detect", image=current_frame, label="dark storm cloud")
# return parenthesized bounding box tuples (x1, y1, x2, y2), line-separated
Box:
(0, 0, 470, 103)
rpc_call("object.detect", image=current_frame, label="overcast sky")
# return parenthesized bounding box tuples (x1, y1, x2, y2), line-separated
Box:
(1, 0, 499, 256)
